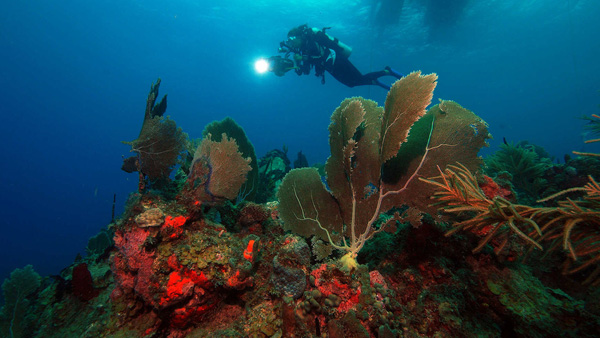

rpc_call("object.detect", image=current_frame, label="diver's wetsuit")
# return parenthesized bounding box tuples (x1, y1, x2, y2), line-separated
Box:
(289, 26, 400, 89)
(329, 57, 390, 88)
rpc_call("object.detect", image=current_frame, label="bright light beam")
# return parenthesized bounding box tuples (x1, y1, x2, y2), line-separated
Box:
(254, 58, 270, 74)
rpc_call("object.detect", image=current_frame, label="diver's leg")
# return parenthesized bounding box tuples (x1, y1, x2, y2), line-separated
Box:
(328, 58, 365, 87)
(362, 70, 395, 88)
(362, 70, 388, 82)
(363, 66, 404, 83)
(330, 59, 396, 89)
(362, 67, 404, 90)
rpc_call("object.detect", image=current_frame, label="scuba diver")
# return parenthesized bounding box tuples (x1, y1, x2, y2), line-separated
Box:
(269, 24, 403, 90)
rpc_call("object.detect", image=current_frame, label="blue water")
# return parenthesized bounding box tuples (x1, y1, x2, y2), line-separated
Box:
(0, 0, 598, 283)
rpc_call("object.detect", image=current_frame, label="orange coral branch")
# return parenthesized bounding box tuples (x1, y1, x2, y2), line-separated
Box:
(423, 163, 600, 285)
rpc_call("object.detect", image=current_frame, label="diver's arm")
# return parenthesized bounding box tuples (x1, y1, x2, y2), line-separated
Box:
(293, 54, 311, 75)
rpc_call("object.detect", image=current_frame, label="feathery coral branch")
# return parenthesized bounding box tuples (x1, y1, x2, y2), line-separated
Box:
(420, 163, 543, 253)
(422, 163, 600, 286)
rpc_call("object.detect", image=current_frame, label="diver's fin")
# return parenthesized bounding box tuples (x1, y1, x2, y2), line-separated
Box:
(385, 66, 404, 79)
(374, 80, 390, 90)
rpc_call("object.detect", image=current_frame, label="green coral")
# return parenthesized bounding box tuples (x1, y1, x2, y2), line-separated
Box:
(357, 226, 402, 270)
(1, 265, 42, 338)
(486, 266, 588, 337)
(485, 141, 553, 204)
(256, 149, 291, 203)
(86, 228, 114, 256)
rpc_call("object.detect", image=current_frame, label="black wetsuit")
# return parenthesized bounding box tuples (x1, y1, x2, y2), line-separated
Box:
(328, 57, 389, 88)
(294, 29, 390, 88)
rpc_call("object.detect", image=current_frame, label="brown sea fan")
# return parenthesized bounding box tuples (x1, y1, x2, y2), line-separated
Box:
(277, 71, 490, 270)
(182, 133, 251, 204)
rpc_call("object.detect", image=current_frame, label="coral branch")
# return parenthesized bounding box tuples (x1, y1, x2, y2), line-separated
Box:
(422, 164, 600, 286)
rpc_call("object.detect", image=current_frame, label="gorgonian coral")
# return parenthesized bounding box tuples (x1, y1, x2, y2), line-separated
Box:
(423, 163, 600, 286)
(123, 79, 187, 183)
(181, 133, 251, 205)
(277, 71, 490, 270)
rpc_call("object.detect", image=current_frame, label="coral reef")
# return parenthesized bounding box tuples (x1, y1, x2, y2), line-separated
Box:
(2, 78, 600, 338)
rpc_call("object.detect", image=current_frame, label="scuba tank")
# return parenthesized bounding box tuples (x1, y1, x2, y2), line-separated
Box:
(311, 27, 352, 59)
